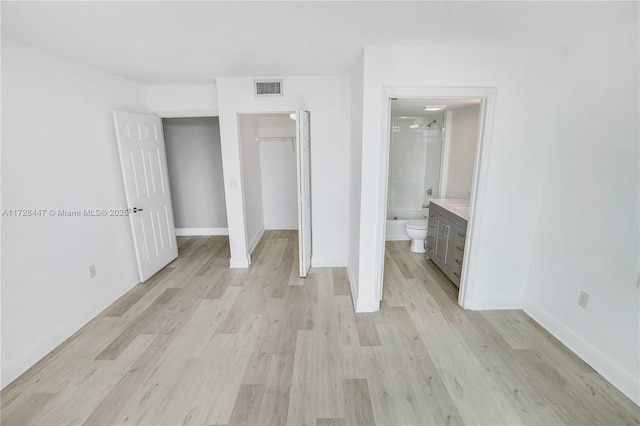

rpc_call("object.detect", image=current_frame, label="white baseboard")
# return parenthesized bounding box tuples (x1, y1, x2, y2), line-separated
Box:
(346, 260, 359, 311)
(175, 227, 228, 236)
(229, 257, 249, 268)
(355, 295, 380, 313)
(248, 228, 265, 256)
(264, 222, 297, 230)
(1, 275, 139, 389)
(524, 300, 640, 405)
(465, 293, 524, 310)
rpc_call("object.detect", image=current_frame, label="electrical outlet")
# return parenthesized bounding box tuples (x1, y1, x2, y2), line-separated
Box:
(227, 178, 239, 189)
(89, 264, 96, 278)
(578, 291, 589, 309)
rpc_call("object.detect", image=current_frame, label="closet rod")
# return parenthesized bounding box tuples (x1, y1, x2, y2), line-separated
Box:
(256, 136, 295, 140)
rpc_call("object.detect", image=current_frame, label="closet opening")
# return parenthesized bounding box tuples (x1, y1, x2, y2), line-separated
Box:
(162, 116, 229, 237)
(237, 111, 312, 278)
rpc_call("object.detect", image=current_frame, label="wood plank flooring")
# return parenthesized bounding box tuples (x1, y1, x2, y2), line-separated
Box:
(2, 232, 638, 425)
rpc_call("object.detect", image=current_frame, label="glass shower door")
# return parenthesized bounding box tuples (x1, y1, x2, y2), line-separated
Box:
(423, 121, 444, 210)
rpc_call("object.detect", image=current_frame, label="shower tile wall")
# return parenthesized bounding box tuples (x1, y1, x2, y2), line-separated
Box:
(387, 115, 444, 219)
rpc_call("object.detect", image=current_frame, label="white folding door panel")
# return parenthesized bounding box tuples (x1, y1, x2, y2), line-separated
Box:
(296, 110, 312, 278)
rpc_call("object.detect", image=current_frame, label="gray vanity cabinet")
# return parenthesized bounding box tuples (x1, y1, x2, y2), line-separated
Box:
(426, 203, 468, 287)
(425, 212, 439, 261)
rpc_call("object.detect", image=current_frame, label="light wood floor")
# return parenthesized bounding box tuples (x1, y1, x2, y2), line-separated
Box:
(2, 231, 638, 425)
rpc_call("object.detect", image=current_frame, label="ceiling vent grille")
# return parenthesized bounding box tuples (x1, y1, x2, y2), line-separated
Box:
(255, 79, 283, 96)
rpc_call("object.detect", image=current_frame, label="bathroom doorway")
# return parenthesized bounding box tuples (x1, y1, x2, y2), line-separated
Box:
(377, 89, 495, 308)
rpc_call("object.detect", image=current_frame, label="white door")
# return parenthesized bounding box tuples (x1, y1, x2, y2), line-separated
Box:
(113, 111, 178, 281)
(296, 110, 312, 277)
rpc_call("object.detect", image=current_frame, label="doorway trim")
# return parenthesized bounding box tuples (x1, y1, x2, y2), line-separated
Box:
(155, 109, 219, 119)
(235, 110, 312, 277)
(376, 86, 497, 309)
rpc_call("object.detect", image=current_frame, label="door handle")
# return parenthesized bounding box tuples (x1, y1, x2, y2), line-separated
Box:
(133, 207, 144, 213)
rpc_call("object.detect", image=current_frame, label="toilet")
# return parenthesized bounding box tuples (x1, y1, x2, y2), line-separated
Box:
(405, 219, 429, 253)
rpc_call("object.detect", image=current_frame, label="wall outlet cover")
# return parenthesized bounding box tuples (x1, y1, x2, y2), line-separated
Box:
(89, 264, 96, 278)
(578, 291, 590, 309)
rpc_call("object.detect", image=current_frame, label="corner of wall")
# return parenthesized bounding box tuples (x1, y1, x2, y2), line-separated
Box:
(355, 293, 379, 313)
(248, 227, 265, 255)
(346, 258, 359, 303)
(1, 274, 139, 388)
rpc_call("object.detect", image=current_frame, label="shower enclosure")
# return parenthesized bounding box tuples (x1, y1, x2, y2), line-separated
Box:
(385, 114, 445, 240)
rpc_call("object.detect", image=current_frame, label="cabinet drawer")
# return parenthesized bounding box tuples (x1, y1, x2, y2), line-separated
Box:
(451, 255, 463, 271)
(428, 215, 438, 230)
(454, 231, 466, 247)
(426, 236, 436, 253)
(452, 242, 465, 257)
(451, 270, 462, 286)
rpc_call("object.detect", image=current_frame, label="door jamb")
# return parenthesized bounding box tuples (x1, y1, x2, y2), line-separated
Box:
(376, 87, 497, 309)
(236, 110, 300, 266)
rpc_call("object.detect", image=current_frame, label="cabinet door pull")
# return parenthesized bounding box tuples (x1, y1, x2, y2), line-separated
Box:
(458, 232, 465, 238)
(453, 272, 461, 278)
(456, 246, 463, 252)
(455, 259, 462, 265)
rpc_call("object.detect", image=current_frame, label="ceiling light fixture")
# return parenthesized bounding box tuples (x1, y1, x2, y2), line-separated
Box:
(423, 105, 447, 112)
(289, 113, 297, 120)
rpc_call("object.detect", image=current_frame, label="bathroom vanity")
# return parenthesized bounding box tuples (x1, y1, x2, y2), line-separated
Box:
(426, 199, 469, 287)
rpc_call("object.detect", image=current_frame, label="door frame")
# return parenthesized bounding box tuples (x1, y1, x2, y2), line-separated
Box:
(376, 87, 497, 308)
(235, 110, 310, 271)
(156, 110, 231, 239)
(155, 109, 219, 119)
(295, 110, 312, 277)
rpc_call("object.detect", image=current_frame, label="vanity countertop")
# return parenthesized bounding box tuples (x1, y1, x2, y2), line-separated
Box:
(429, 198, 470, 221)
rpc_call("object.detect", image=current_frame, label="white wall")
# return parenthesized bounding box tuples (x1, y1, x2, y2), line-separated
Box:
(348, 55, 364, 302)
(217, 76, 351, 268)
(1, 41, 147, 387)
(238, 115, 264, 254)
(163, 117, 227, 232)
(355, 45, 564, 312)
(145, 84, 218, 116)
(258, 116, 297, 230)
(258, 115, 295, 138)
(443, 104, 480, 198)
(524, 19, 640, 404)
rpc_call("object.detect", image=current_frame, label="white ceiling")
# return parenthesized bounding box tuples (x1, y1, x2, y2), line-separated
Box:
(2, 1, 637, 84)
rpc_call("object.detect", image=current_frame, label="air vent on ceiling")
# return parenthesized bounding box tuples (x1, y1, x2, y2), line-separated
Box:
(255, 79, 283, 96)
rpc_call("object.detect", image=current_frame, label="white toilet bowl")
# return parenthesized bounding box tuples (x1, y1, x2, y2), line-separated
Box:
(405, 219, 429, 253)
